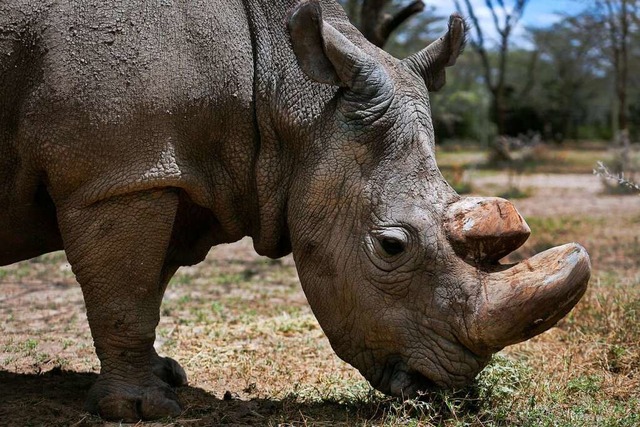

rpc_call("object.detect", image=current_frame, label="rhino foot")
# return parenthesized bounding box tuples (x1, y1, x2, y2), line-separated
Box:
(152, 353, 189, 387)
(85, 376, 182, 422)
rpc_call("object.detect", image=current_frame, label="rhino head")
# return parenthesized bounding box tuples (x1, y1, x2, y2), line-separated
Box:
(283, 1, 590, 396)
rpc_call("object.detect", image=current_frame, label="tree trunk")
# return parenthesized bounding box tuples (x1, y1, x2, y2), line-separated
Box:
(360, 0, 425, 47)
(607, 0, 631, 174)
(455, 0, 529, 137)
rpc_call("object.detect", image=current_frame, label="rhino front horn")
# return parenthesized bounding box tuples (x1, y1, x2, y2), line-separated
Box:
(445, 197, 531, 263)
(470, 243, 591, 354)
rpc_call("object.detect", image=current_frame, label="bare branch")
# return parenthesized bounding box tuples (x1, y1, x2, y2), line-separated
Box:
(512, 0, 528, 25)
(360, 0, 425, 47)
(360, 0, 389, 46)
(456, 0, 494, 90)
(484, 0, 504, 37)
(456, 0, 530, 134)
(379, 0, 425, 43)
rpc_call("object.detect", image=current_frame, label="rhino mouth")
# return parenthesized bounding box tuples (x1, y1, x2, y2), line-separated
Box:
(370, 359, 437, 397)
(372, 343, 489, 397)
(388, 366, 437, 397)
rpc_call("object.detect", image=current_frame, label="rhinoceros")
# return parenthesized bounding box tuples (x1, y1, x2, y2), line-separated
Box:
(0, 0, 590, 421)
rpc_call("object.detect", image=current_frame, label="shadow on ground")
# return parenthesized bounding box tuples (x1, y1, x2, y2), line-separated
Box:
(0, 369, 388, 426)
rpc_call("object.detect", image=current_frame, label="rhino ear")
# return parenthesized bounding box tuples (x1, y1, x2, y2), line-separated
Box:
(287, 0, 341, 85)
(288, 0, 383, 91)
(402, 13, 467, 92)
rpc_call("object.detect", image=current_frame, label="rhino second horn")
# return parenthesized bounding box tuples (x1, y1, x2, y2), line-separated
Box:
(402, 13, 467, 91)
(444, 197, 531, 264)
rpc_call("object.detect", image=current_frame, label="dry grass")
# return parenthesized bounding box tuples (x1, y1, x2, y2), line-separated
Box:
(1, 163, 639, 426)
(436, 142, 617, 175)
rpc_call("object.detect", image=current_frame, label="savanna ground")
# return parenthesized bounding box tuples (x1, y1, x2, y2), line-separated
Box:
(1, 143, 639, 426)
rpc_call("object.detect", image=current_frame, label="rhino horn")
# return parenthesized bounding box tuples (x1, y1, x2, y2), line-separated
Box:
(470, 243, 590, 354)
(445, 197, 531, 264)
(402, 13, 467, 91)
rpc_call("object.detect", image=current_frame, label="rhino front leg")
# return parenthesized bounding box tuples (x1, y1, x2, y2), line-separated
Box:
(58, 189, 182, 421)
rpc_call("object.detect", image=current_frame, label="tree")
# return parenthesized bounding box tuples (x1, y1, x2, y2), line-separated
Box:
(530, 16, 604, 140)
(599, 1, 633, 137)
(337, 0, 430, 48)
(453, 0, 531, 135)
(589, 0, 637, 176)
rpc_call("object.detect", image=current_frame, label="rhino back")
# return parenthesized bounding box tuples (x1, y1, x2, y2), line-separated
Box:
(1, 1, 260, 260)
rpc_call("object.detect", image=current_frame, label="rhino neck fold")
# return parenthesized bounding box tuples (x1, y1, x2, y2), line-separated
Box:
(242, 0, 345, 258)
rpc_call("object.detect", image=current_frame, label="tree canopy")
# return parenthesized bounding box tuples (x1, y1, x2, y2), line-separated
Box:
(338, 0, 640, 144)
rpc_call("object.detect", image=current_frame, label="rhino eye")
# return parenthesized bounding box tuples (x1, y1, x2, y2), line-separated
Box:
(379, 236, 405, 256)
(369, 228, 411, 264)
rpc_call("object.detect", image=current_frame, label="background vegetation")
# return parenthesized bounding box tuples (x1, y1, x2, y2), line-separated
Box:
(339, 0, 640, 146)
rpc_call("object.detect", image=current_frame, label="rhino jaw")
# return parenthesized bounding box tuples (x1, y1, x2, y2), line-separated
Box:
(470, 243, 591, 355)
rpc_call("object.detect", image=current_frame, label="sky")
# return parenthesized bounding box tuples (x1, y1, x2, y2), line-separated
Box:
(428, 0, 587, 46)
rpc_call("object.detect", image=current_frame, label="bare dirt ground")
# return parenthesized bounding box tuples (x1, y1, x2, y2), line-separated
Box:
(0, 172, 638, 426)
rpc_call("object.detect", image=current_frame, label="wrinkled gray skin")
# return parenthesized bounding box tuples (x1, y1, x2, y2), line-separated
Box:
(0, 0, 590, 422)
